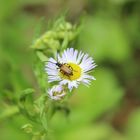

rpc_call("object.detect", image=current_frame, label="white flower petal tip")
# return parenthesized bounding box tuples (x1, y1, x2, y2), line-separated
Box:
(45, 48, 96, 91)
(48, 85, 66, 100)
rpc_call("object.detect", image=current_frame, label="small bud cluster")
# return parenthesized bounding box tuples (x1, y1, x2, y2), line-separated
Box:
(31, 18, 79, 53)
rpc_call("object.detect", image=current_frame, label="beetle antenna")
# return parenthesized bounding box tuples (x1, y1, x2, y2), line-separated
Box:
(44, 61, 56, 64)
(54, 50, 59, 60)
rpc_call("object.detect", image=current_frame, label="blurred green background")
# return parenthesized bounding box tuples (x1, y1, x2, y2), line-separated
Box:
(0, 0, 140, 140)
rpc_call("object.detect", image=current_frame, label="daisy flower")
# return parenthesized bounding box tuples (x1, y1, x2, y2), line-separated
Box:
(45, 48, 96, 91)
(48, 85, 66, 100)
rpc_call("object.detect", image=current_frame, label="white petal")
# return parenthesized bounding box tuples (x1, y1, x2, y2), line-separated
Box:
(76, 51, 84, 64)
(82, 79, 91, 85)
(68, 81, 78, 91)
(60, 79, 69, 85)
(49, 58, 57, 63)
(73, 49, 78, 63)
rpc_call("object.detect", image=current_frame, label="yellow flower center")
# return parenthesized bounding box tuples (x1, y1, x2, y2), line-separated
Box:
(59, 63, 82, 81)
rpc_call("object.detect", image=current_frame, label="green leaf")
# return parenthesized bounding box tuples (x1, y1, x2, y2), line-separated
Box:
(18, 88, 39, 122)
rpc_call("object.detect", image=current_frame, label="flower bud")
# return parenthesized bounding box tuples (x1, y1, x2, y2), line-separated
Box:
(48, 85, 66, 100)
